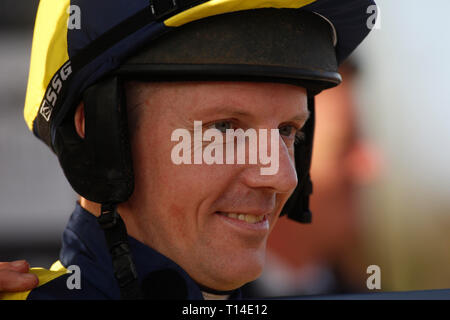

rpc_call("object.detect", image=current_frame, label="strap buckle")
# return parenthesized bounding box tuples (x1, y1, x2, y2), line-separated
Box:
(98, 203, 119, 229)
(149, 0, 179, 21)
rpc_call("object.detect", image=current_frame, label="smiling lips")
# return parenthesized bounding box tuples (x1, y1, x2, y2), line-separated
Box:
(216, 211, 267, 224)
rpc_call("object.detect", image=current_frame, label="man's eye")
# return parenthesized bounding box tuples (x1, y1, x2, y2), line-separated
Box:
(209, 121, 233, 133)
(279, 125, 305, 145)
(279, 125, 295, 137)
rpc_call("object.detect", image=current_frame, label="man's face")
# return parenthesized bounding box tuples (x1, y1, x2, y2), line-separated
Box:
(120, 81, 308, 290)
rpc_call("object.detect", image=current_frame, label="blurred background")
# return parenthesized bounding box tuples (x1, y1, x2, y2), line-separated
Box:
(1, 0, 449, 295)
(0, 1, 76, 267)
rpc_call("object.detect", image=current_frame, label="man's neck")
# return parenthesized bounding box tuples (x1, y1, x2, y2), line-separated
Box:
(79, 197, 101, 217)
(78, 196, 148, 252)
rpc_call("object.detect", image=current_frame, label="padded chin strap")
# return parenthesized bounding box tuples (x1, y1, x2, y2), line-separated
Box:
(281, 93, 315, 224)
(55, 76, 134, 204)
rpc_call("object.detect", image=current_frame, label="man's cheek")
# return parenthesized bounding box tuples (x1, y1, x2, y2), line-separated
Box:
(166, 202, 193, 238)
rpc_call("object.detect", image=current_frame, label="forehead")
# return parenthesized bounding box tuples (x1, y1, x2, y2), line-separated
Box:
(125, 81, 308, 122)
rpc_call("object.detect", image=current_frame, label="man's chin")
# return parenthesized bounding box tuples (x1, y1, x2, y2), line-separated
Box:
(206, 254, 265, 291)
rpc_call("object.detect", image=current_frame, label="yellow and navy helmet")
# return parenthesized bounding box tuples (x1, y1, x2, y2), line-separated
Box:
(25, 0, 376, 221)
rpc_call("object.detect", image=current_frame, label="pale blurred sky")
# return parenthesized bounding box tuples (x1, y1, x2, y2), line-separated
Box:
(355, 0, 450, 201)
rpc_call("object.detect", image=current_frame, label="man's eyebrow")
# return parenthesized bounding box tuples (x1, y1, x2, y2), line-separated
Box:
(193, 105, 255, 119)
(289, 109, 310, 123)
(193, 105, 311, 122)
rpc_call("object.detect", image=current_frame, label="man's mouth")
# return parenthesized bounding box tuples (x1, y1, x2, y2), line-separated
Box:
(215, 211, 266, 224)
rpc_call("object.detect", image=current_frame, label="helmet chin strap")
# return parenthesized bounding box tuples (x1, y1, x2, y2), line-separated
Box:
(97, 203, 142, 299)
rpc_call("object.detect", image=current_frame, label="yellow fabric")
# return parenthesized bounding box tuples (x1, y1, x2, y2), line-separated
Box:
(165, 0, 317, 27)
(24, 0, 70, 131)
(0, 260, 67, 300)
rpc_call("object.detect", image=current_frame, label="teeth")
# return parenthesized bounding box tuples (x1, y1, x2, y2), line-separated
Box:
(220, 212, 265, 224)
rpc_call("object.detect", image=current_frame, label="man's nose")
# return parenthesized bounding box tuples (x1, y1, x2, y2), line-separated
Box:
(241, 132, 298, 194)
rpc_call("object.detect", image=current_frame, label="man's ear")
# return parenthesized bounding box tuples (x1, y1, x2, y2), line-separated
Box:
(74, 102, 85, 139)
